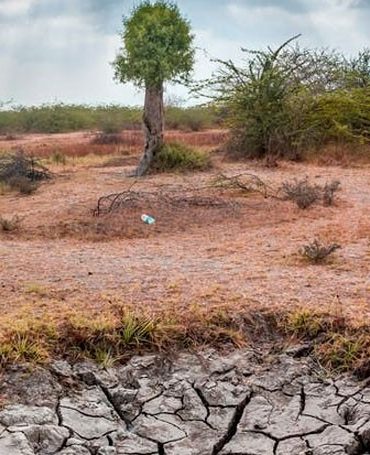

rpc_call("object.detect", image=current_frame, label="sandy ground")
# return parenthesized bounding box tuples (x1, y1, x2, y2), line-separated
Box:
(0, 151, 369, 321)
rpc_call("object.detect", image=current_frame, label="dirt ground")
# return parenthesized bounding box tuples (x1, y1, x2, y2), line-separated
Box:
(0, 142, 369, 324)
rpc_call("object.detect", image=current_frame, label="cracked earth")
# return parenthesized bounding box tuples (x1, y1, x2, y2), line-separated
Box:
(1, 350, 370, 455)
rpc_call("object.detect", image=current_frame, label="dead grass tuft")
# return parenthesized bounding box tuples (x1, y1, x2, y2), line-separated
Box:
(281, 177, 341, 209)
(0, 214, 21, 232)
(299, 239, 341, 264)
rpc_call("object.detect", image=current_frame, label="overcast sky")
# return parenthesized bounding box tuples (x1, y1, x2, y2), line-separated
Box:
(1, 0, 369, 106)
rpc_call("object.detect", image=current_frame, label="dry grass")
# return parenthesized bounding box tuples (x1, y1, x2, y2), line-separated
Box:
(0, 134, 369, 376)
(303, 143, 370, 166)
(1, 300, 370, 377)
(0, 130, 228, 160)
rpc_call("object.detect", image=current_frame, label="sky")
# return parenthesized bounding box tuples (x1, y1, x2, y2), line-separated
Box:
(0, 0, 369, 107)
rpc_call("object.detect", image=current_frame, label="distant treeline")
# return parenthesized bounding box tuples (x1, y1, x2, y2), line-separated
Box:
(0, 104, 224, 134)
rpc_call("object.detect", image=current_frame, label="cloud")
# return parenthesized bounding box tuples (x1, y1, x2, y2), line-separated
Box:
(0, 0, 36, 16)
(0, 0, 369, 106)
(226, 0, 370, 53)
(0, 1, 141, 105)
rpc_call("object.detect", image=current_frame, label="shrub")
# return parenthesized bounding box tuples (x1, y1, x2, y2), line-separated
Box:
(7, 176, 38, 194)
(281, 178, 321, 209)
(299, 239, 341, 263)
(151, 142, 211, 172)
(0, 151, 50, 194)
(204, 37, 370, 160)
(323, 180, 341, 206)
(0, 214, 21, 232)
(281, 178, 340, 209)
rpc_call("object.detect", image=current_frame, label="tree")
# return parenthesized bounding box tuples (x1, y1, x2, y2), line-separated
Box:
(113, 1, 195, 175)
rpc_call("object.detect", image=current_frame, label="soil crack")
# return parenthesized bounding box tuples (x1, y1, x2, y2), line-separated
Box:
(211, 392, 252, 455)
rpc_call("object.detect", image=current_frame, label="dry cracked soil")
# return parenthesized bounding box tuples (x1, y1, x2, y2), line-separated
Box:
(1, 350, 370, 455)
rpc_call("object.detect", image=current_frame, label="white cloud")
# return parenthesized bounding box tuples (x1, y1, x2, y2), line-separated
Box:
(0, 7, 143, 105)
(1, 0, 369, 106)
(226, 1, 369, 54)
(0, 0, 35, 16)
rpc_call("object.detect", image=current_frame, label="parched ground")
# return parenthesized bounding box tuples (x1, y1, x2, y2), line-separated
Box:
(1, 350, 370, 454)
(0, 149, 369, 324)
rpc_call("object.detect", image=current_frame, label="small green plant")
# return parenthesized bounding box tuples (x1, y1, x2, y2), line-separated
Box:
(93, 347, 120, 368)
(120, 312, 155, 346)
(285, 309, 323, 338)
(316, 333, 368, 372)
(0, 333, 48, 365)
(151, 142, 211, 172)
(300, 239, 341, 263)
(0, 214, 21, 232)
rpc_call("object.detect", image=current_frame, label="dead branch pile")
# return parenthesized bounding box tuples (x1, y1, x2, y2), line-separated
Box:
(94, 177, 243, 216)
(94, 189, 238, 216)
(211, 173, 277, 198)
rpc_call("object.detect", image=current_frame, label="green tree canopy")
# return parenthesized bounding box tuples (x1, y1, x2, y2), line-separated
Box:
(113, 1, 195, 88)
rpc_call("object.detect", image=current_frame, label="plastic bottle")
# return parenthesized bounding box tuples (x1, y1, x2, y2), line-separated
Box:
(141, 214, 156, 225)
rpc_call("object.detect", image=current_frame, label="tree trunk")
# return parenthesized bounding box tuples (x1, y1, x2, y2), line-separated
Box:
(135, 84, 164, 176)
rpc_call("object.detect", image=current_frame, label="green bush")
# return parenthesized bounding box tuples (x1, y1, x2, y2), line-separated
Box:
(308, 88, 370, 144)
(151, 142, 211, 172)
(205, 38, 370, 160)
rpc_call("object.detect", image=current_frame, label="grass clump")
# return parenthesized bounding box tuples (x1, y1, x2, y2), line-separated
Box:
(281, 178, 321, 209)
(323, 180, 341, 206)
(316, 333, 368, 373)
(299, 239, 341, 264)
(285, 309, 324, 338)
(152, 142, 211, 172)
(120, 312, 155, 346)
(281, 178, 341, 209)
(0, 214, 21, 232)
(2, 300, 370, 380)
(50, 150, 67, 165)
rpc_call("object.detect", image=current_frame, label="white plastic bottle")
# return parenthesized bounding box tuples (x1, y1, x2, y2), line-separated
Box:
(141, 214, 156, 225)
